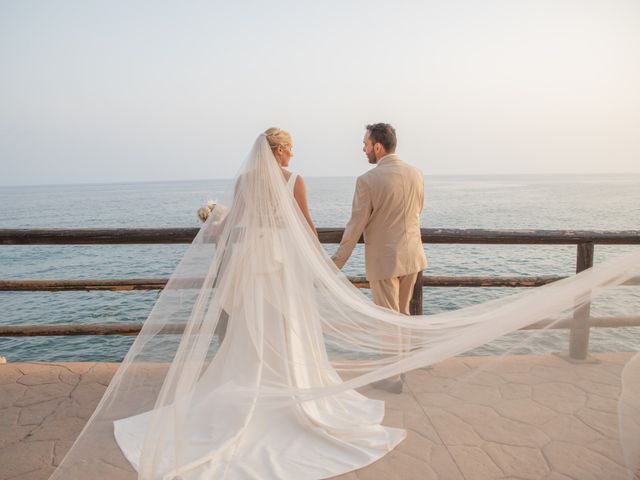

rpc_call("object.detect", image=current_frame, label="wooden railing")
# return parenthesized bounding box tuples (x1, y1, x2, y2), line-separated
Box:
(1, 228, 639, 360)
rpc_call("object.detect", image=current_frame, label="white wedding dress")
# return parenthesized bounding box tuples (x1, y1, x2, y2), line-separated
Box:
(50, 135, 640, 480)
(113, 172, 405, 480)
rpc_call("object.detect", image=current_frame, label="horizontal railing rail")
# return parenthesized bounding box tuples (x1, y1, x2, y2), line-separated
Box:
(2, 275, 640, 292)
(1, 227, 639, 245)
(1, 228, 639, 360)
(2, 316, 639, 337)
(0, 275, 566, 291)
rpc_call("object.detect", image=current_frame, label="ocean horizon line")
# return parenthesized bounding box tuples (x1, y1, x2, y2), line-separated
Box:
(3, 172, 640, 189)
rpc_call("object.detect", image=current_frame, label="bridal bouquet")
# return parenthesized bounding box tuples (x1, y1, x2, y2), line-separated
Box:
(197, 200, 223, 223)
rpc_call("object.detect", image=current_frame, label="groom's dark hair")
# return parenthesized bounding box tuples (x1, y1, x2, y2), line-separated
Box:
(366, 123, 397, 152)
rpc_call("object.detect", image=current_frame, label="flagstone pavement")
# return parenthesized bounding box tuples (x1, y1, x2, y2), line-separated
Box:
(1, 353, 637, 480)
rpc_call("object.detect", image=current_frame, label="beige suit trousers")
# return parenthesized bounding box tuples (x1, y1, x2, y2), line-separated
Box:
(370, 272, 419, 315)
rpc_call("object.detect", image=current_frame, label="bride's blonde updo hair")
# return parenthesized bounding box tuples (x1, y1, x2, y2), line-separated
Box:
(264, 127, 292, 151)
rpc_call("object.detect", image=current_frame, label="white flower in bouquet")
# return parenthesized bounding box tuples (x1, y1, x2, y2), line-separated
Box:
(197, 200, 216, 223)
(197, 200, 224, 223)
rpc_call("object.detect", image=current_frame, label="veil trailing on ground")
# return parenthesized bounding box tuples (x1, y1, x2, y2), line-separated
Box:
(51, 135, 639, 479)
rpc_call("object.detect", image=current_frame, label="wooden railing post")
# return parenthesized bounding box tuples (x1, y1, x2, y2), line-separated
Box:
(410, 270, 424, 316)
(569, 242, 594, 360)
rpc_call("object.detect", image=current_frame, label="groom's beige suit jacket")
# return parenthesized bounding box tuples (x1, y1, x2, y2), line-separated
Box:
(332, 154, 428, 282)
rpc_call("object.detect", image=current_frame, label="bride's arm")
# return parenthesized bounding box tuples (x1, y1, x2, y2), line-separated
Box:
(292, 176, 318, 237)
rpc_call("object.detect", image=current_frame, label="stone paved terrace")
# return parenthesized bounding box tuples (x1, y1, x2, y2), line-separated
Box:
(1, 353, 638, 480)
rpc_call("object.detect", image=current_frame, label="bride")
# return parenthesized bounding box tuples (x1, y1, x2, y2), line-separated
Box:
(113, 128, 406, 479)
(50, 129, 640, 480)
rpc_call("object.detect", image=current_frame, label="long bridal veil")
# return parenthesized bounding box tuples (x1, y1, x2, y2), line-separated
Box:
(51, 135, 639, 479)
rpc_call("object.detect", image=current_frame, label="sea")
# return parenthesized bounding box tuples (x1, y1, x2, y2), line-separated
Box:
(1, 174, 639, 362)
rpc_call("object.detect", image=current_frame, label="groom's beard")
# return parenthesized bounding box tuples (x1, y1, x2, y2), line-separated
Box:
(367, 151, 377, 164)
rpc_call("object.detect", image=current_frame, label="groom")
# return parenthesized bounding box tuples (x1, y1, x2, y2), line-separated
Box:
(332, 123, 428, 392)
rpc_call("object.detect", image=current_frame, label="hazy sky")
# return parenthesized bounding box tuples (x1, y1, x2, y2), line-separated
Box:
(1, 0, 639, 185)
